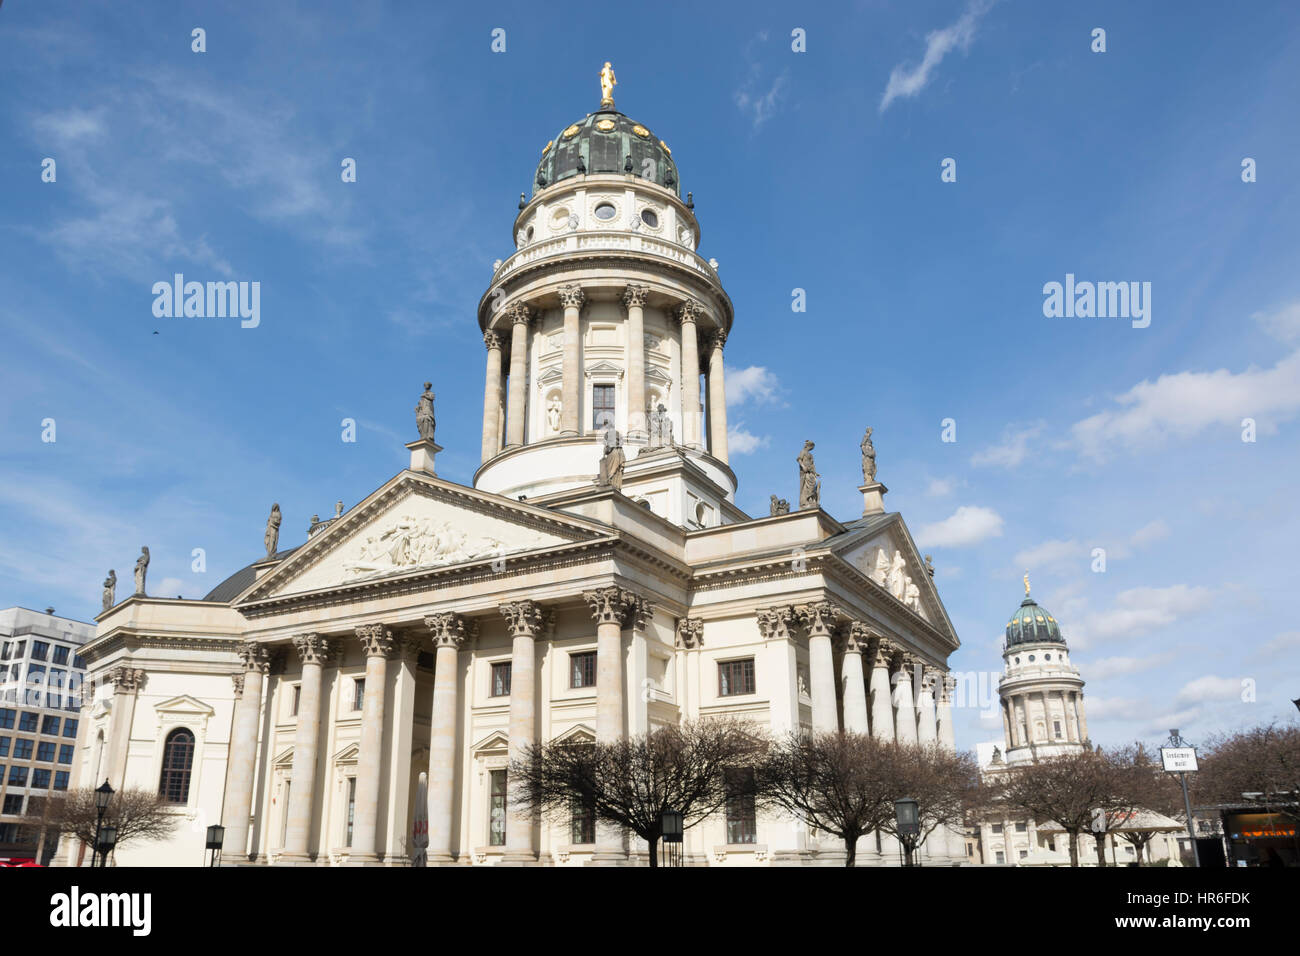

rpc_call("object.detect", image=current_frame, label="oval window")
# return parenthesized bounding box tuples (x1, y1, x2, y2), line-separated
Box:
(640, 209, 659, 228)
(594, 202, 616, 221)
(1028, 655, 1036, 662)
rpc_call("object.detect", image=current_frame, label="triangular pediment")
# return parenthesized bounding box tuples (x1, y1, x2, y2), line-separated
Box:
(237, 472, 612, 603)
(833, 514, 956, 644)
(152, 694, 216, 718)
(471, 730, 510, 755)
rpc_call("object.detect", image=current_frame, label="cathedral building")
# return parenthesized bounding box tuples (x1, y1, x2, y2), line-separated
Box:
(71, 69, 965, 867)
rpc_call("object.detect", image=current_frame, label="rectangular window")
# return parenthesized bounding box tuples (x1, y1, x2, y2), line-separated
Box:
(2, 794, 23, 814)
(0, 736, 7, 757)
(32, 769, 51, 790)
(1015, 821, 1027, 833)
(25, 665, 44, 682)
(1053, 719, 1062, 739)
(0, 665, 7, 682)
(994, 850, 1005, 864)
(570, 797, 595, 845)
(1019, 849, 1028, 859)
(291, 685, 301, 717)
(592, 383, 616, 430)
(36, 741, 55, 762)
(18, 712, 37, 732)
(718, 659, 755, 697)
(725, 768, 757, 844)
(991, 822, 1003, 834)
(14, 738, 33, 760)
(491, 662, 512, 697)
(31, 642, 49, 662)
(63, 719, 78, 739)
(489, 769, 507, 846)
(58, 745, 74, 764)
(0, 643, 9, 661)
(570, 652, 596, 689)
(72, 654, 86, 670)
(0, 708, 13, 729)
(41, 715, 59, 736)
(8, 766, 28, 787)
(352, 679, 365, 712)
(52, 646, 70, 666)
(345, 777, 356, 847)
(13, 642, 25, 658)
(54, 771, 69, 791)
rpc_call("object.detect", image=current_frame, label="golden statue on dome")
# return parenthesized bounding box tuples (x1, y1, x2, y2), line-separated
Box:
(599, 61, 617, 108)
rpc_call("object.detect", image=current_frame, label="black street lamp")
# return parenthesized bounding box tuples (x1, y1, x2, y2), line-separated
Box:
(660, 809, 683, 868)
(895, 797, 921, 867)
(97, 825, 118, 867)
(90, 780, 113, 868)
(206, 824, 225, 867)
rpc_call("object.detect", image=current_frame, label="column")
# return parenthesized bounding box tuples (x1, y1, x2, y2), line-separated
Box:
(584, 587, 636, 864)
(282, 634, 331, 863)
(842, 624, 870, 733)
(382, 638, 419, 864)
(755, 607, 808, 864)
(676, 300, 703, 448)
(1000, 699, 1013, 749)
(425, 612, 472, 865)
(1002, 818, 1015, 865)
(105, 665, 144, 791)
(222, 642, 269, 862)
(706, 329, 729, 463)
(349, 624, 395, 864)
(623, 284, 648, 439)
(868, 639, 900, 864)
(505, 302, 532, 447)
(500, 601, 546, 864)
(559, 285, 584, 435)
(481, 330, 504, 461)
(937, 675, 964, 864)
(892, 654, 918, 744)
(916, 672, 938, 745)
(802, 602, 840, 733)
(1076, 693, 1089, 742)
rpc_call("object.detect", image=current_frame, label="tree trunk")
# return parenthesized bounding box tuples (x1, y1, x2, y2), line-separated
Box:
(1093, 833, 1107, 867)
(845, 835, 856, 868)
(1067, 830, 1080, 867)
(647, 835, 659, 868)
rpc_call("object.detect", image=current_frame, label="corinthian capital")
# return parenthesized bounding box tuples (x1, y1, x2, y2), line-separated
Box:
(109, 665, 146, 693)
(676, 299, 704, 326)
(870, 637, 896, 669)
(231, 672, 246, 696)
(675, 618, 704, 649)
(483, 329, 502, 351)
(622, 284, 649, 309)
(756, 606, 798, 641)
(424, 612, 476, 649)
(506, 301, 534, 326)
(797, 601, 841, 638)
(499, 600, 546, 638)
(355, 624, 396, 658)
(238, 641, 270, 674)
(292, 633, 333, 666)
(845, 622, 876, 654)
(558, 284, 586, 309)
(583, 586, 650, 628)
(709, 329, 727, 351)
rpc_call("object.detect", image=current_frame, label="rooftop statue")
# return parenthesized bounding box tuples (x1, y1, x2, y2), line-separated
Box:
(599, 61, 617, 108)
(797, 440, 820, 510)
(265, 503, 281, 558)
(861, 426, 876, 483)
(133, 546, 150, 596)
(102, 570, 116, 612)
(415, 382, 436, 443)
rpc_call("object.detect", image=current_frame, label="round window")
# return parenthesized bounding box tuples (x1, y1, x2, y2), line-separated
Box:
(640, 209, 659, 228)
(1028, 655, 1035, 662)
(594, 202, 616, 221)
(1044, 653, 1051, 660)
(526, 226, 534, 240)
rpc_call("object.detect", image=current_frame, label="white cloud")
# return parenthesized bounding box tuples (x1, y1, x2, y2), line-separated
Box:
(725, 366, 782, 407)
(1253, 300, 1300, 344)
(925, 477, 957, 497)
(1014, 537, 1084, 574)
(32, 108, 106, 144)
(1083, 696, 1148, 722)
(1079, 585, 1215, 642)
(879, 0, 995, 113)
(916, 505, 1004, 548)
(1129, 519, 1170, 548)
(727, 423, 770, 455)
(1085, 652, 1174, 681)
(970, 421, 1046, 468)
(1176, 675, 1246, 705)
(735, 68, 789, 131)
(1261, 631, 1300, 655)
(1069, 350, 1300, 460)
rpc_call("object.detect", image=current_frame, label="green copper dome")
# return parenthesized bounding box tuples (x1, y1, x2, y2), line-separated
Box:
(1005, 595, 1066, 648)
(534, 108, 680, 196)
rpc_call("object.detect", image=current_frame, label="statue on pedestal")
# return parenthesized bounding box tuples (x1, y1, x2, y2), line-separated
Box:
(597, 425, 625, 490)
(599, 61, 617, 108)
(797, 440, 820, 510)
(265, 503, 281, 558)
(546, 398, 561, 434)
(102, 570, 116, 612)
(769, 495, 790, 516)
(133, 546, 150, 596)
(861, 426, 876, 483)
(415, 382, 436, 443)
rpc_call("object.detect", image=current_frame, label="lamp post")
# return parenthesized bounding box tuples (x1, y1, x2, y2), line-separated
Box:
(97, 825, 118, 867)
(895, 797, 920, 867)
(660, 809, 683, 868)
(206, 824, 225, 867)
(1160, 729, 1201, 868)
(90, 780, 113, 868)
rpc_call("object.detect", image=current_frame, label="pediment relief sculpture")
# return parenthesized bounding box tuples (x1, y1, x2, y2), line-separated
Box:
(340, 513, 544, 582)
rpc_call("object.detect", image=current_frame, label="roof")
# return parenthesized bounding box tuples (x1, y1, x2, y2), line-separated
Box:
(534, 107, 680, 195)
(202, 547, 300, 603)
(1006, 595, 1066, 648)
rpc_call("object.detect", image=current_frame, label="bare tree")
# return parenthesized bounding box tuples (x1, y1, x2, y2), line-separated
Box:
(1197, 722, 1300, 825)
(997, 748, 1116, 867)
(511, 717, 760, 867)
(43, 787, 180, 862)
(1111, 743, 1185, 865)
(755, 731, 979, 866)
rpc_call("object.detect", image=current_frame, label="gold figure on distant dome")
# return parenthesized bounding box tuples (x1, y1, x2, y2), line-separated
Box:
(1023, 571, 1031, 596)
(599, 61, 617, 107)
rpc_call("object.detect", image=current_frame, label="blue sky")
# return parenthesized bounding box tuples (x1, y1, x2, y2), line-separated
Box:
(2, 1, 1298, 754)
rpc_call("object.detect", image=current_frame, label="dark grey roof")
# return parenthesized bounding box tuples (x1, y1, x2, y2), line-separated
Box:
(202, 547, 299, 603)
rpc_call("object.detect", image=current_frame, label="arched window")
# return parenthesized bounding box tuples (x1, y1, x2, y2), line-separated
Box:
(158, 728, 195, 804)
